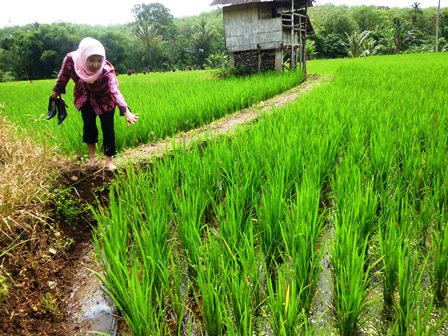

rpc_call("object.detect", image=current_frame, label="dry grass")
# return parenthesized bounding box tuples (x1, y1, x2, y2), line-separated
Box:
(0, 113, 59, 245)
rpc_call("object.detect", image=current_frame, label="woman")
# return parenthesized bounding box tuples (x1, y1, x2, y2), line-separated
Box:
(52, 37, 138, 170)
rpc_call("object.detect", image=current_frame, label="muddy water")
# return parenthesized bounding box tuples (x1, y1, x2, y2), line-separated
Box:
(66, 248, 118, 336)
(309, 226, 337, 334)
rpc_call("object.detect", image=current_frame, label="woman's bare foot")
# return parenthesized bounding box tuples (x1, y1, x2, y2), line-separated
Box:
(105, 157, 116, 171)
(87, 157, 99, 167)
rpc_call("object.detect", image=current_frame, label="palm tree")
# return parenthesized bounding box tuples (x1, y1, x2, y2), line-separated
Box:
(391, 18, 409, 53)
(135, 21, 164, 69)
(193, 19, 216, 69)
(306, 40, 317, 60)
(411, 2, 422, 24)
(345, 30, 374, 57)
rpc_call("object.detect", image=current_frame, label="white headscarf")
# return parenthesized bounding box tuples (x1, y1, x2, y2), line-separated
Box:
(71, 37, 106, 83)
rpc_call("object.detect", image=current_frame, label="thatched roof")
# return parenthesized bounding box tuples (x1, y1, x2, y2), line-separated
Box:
(210, 0, 313, 7)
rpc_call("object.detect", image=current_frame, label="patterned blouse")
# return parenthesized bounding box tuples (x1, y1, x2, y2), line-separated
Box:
(53, 53, 128, 116)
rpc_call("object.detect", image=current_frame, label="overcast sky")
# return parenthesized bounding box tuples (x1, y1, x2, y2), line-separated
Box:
(0, 0, 445, 28)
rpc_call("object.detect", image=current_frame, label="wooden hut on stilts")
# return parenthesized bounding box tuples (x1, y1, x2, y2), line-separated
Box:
(210, 0, 314, 75)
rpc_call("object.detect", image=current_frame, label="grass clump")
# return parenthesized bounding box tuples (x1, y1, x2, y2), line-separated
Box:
(0, 115, 57, 240)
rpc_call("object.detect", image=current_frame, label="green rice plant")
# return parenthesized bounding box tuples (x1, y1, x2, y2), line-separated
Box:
(332, 217, 372, 335)
(394, 243, 423, 335)
(239, 224, 264, 315)
(266, 265, 306, 335)
(431, 208, 448, 303)
(212, 180, 253, 254)
(377, 185, 409, 309)
(392, 246, 441, 336)
(91, 166, 173, 335)
(332, 162, 378, 248)
(282, 177, 325, 314)
(414, 196, 437, 248)
(226, 259, 254, 336)
(414, 292, 441, 336)
(172, 185, 208, 280)
(369, 125, 398, 189)
(167, 251, 188, 334)
(378, 215, 404, 308)
(194, 237, 228, 336)
(256, 165, 291, 278)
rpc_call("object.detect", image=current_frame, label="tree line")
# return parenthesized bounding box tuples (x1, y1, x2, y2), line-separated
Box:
(0, 2, 446, 82)
(308, 2, 448, 59)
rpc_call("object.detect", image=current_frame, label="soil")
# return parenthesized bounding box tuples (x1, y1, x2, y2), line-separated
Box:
(0, 165, 115, 336)
(0, 74, 326, 336)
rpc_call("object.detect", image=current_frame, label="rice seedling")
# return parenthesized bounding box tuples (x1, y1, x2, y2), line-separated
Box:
(212, 179, 252, 253)
(282, 176, 325, 314)
(256, 165, 291, 278)
(330, 161, 375, 334)
(172, 181, 209, 279)
(394, 246, 427, 335)
(332, 159, 378, 243)
(91, 165, 174, 335)
(266, 265, 306, 335)
(332, 220, 371, 335)
(238, 225, 265, 316)
(378, 215, 404, 309)
(167, 251, 188, 334)
(414, 293, 441, 336)
(226, 258, 254, 336)
(194, 236, 228, 336)
(368, 125, 398, 189)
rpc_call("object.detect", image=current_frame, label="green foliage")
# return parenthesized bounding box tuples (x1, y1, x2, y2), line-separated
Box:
(52, 187, 88, 224)
(204, 52, 229, 69)
(40, 292, 60, 316)
(305, 39, 317, 60)
(345, 30, 377, 57)
(320, 33, 348, 58)
(309, 4, 448, 58)
(132, 2, 176, 41)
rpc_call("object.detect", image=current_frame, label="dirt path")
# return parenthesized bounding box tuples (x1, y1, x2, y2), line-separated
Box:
(116, 73, 329, 165)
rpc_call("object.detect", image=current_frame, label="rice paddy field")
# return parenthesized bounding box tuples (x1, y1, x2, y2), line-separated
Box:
(0, 70, 303, 156)
(2, 52, 448, 335)
(94, 53, 448, 335)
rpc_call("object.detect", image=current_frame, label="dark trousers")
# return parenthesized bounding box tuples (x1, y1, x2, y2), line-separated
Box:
(81, 102, 116, 157)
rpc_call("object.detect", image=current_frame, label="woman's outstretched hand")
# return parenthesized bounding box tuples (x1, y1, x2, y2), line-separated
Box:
(124, 108, 139, 126)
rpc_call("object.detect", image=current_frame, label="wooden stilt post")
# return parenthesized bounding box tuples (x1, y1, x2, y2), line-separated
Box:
(302, 1, 309, 77)
(299, 14, 302, 67)
(291, 0, 295, 70)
